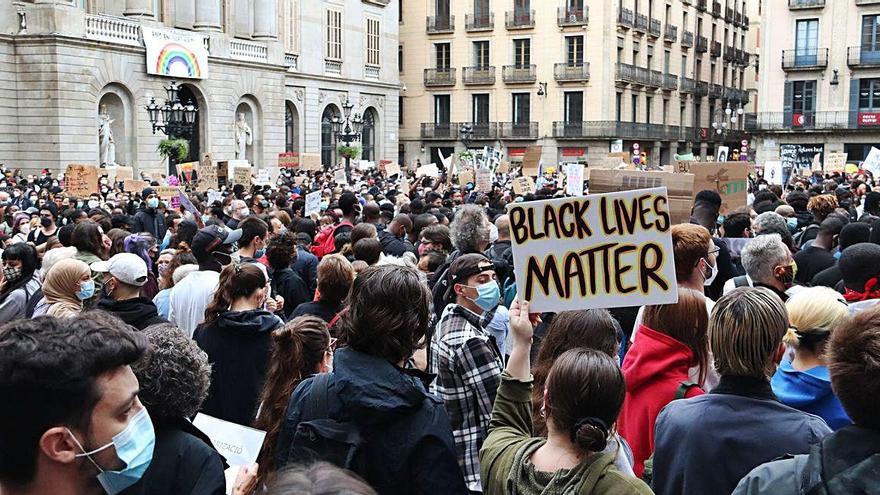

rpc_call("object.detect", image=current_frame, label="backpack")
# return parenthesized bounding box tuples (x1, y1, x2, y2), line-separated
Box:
(800, 439, 880, 495)
(641, 382, 700, 485)
(794, 224, 820, 249)
(733, 275, 751, 288)
(288, 373, 366, 473)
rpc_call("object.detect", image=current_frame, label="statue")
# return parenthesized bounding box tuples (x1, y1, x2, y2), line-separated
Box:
(234, 112, 253, 160)
(98, 104, 116, 167)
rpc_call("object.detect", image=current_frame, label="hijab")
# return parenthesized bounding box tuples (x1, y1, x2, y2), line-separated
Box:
(42, 258, 89, 318)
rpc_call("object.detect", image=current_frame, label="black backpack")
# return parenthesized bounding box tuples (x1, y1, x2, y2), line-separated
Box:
(288, 373, 366, 473)
(641, 382, 700, 486)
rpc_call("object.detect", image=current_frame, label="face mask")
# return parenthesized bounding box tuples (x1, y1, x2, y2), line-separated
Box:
(786, 217, 798, 233)
(776, 261, 797, 288)
(157, 263, 168, 277)
(146, 198, 159, 209)
(77, 279, 96, 300)
(88, 200, 99, 209)
(3, 266, 22, 283)
(418, 243, 431, 256)
(13, 191, 20, 197)
(213, 250, 233, 267)
(255, 248, 266, 258)
(18, 223, 30, 235)
(40, 216, 52, 228)
(68, 408, 155, 495)
(29, 196, 37, 203)
(320, 201, 329, 211)
(758, 184, 768, 191)
(464, 281, 500, 312)
(239, 207, 250, 217)
(702, 257, 719, 286)
(201, 214, 212, 223)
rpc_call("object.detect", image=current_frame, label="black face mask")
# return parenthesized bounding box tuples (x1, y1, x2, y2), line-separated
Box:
(40, 217, 52, 228)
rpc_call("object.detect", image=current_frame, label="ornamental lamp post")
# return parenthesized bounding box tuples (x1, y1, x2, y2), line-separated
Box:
(145, 80, 198, 173)
(331, 98, 364, 183)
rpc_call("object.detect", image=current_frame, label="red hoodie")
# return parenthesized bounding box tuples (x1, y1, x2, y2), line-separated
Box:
(618, 324, 704, 477)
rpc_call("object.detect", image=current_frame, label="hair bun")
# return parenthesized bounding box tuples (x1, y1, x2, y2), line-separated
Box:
(572, 417, 609, 452)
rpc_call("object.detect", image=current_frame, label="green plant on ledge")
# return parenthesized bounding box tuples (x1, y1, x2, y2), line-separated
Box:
(337, 144, 362, 160)
(157, 138, 190, 162)
(458, 150, 475, 161)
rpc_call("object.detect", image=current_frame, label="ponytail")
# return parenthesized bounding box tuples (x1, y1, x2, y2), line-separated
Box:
(203, 263, 266, 324)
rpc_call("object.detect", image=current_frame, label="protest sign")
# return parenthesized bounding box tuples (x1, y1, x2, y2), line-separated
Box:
(197, 163, 218, 192)
(192, 413, 265, 468)
(278, 152, 300, 169)
(358, 160, 374, 171)
(301, 153, 322, 171)
(384, 162, 401, 177)
(459, 169, 475, 186)
(417, 163, 440, 178)
(498, 160, 510, 174)
(846, 163, 860, 174)
(116, 166, 133, 182)
(255, 169, 271, 185)
(233, 167, 252, 188)
(215, 160, 229, 187)
(565, 164, 585, 196)
(334, 169, 347, 185)
(507, 187, 678, 313)
(864, 147, 880, 177)
(715, 146, 730, 162)
(512, 175, 536, 196)
(207, 191, 223, 205)
(677, 161, 749, 214)
(122, 179, 149, 192)
(154, 186, 179, 200)
(764, 161, 784, 185)
(400, 177, 411, 195)
(178, 162, 196, 182)
(177, 188, 200, 217)
(476, 168, 493, 192)
(589, 169, 695, 224)
(825, 152, 847, 174)
(522, 146, 542, 177)
(293, 176, 306, 186)
(267, 166, 281, 185)
(304, 190, 322, 217)
(64, 164, 99, 197)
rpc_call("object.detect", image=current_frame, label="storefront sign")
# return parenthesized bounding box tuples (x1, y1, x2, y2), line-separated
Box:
(858, 112, 880, 126)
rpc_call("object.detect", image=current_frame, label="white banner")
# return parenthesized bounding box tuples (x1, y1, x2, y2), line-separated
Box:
(142, 27, 209, 79)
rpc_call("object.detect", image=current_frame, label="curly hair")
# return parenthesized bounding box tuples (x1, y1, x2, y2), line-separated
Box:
(266, 232, 298, 271)
(807, 194, 839, 221)
(132, 323, 211, 422)
(449, 204, 489, 254)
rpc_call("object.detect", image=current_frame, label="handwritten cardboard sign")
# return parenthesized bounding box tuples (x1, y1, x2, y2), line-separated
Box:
(197, 163, 218, 192)
(233, 167, 252, 188)
(304, 190, 322, 217)
(301, 153, 322, 171)
(123, 179, 149, 192)
(522, 146, 543, 177)
(476, 168, 493, 192)
(384, 162, 401, 177)
(565, 164, 585, 196)
(417, 163, 440, 178)
(512, 175, 536, 196)
(825, 152, 848, 174)
(589, 169, 695, 224)
(116, 166, 134, 182)
(278, 152, 300, 169)
(677, 161, 748, 214)
(154, 186, 179, 200)
(193, 413, 265, 468)
(459, 169, 475, 186)
(64, 164, 99, 197)
(507, 187, 678, 313)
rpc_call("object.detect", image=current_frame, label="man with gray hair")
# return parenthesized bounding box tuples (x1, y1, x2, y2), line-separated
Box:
(724, 233, 796, 301)
(753, 212, 796, 252)
(431, 204, 492, 319)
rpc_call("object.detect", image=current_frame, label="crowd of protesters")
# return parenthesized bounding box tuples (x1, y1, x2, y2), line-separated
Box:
(0, 161, 879, 495)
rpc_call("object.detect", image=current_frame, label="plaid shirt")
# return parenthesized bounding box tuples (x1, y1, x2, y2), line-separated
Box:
(430, 304, 503, 492)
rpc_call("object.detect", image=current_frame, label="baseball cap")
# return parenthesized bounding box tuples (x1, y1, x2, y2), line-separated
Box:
(90, 253, 149, 287)
(191, 224, 243, 257)
(449, 253, 495, 286)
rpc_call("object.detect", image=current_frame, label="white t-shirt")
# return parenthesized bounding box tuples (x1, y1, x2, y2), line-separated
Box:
(169, 270, 220, 337)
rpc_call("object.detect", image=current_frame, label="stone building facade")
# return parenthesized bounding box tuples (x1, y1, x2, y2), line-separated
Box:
(0, 0, 399, 174)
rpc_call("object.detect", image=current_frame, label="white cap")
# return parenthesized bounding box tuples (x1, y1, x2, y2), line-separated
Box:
(90, 253, 149, 287)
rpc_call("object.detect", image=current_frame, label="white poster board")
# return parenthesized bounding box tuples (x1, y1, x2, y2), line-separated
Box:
(304, 190, 322, 217)
(334, 169, 347, 185)
(142, 27, 209, 79)
(864, 147, 880, 177)
(475, 168, 493, 192)
(565, 164, 585, 196)
(192, 413, 265, 467)
(764, 161, 784, 185)
(506, 187, 678, 313)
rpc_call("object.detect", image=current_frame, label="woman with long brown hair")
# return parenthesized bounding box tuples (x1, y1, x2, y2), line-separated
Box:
(194, 263, 284, 425)
(254, 316, 333, 485)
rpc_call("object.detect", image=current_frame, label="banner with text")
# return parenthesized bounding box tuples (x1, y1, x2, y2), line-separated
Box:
(142, 27, 209, 79)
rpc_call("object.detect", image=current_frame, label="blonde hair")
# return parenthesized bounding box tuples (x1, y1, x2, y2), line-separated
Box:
(783, 287, 849, 351)
(709, 287, 789, 378)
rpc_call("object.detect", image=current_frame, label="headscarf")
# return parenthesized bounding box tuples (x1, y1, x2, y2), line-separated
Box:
(42, 258, 90, 318)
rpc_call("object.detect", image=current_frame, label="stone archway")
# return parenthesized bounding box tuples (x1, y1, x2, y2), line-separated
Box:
(97, 83, 136, 167)
(321, 104, 341, 169)
(285, 101, 300, 153)
(235, 95, 262, 164)
(360, 106, 380, 162)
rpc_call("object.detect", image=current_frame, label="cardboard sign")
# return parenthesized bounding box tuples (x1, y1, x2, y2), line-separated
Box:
(304, 190, 322, 217)
(233, 167, 252, 188)
(154, 186, 179, 200)
(278, 152, 300, 169)
(123, 179, 149, 192)
(684, 162, 749, 214)
(715, 146, 730, 162)
(116, 166, 134, 181)
(178, 161, 197, 182)
(512, 175, 536, 196)
(384, 162, 401, 177)
(522, 146, 543, 177)
(825, 152, 848, 174)
(64, 164, 99, 197)
(498, 160, 510, 174)
(864, 147, 880, 177)
(207, 191, 224, 205)
(400, 177, 411, 195)
(589, 169, 695, 224)
(358, 160, 375, 171)
(192, 413, 265, 467)
(459, 169, 475, 186)
(197, 163, 218, 192)
(565, 164, 585, 196)
(507, 187, 678, 313)
(764, 161, 784, 185)
(417, 163, 440, 178)
(301, 153, 322, 171)
(476, 168, 493, 192)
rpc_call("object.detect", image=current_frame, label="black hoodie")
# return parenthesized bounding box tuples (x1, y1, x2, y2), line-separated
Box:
(194, 310, 283, 425)
(96, 297, 168, 330)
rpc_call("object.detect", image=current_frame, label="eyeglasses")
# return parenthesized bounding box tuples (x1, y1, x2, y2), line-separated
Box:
(707, 248, 721, 257)
(327, 338, 338, 353)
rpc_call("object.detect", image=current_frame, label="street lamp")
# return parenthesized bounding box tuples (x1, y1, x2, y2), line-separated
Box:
(711, 102, 743, 136)
(145, 80, 198, 139)
(460, 123, 474, 150)
(331, 98, 364, 182)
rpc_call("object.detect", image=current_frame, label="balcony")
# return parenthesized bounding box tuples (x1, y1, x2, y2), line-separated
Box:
(618, 8, 634, 29)
(230, 39, 269, 63)
(712, 1, 722, 17)
(284, 53, 299, 71)
(743, 15, 750, 27)
(555, 62, 590, 81)
(426, 15, 455, 33)
(847, 46, 880, 68)
(726, 7, 734, 22)
(462, 66, 496, 85)
(856, 0, 880, 4)
(724, 45, 735, 62)
(682, 31, 694, 48)
(634, 13, 649, 33)
(324, 60, 342, 75)
(558, 7, 589, 27)
(616, 62, 638, 84)
(84, 14, 141, 47)
(711, 41, 722, 58)
(788, 0, 825, 8)
(697, 0, 708, 11)
(708, 83, 722, 98)
(695, 80, 709, 97)
(648, 69, 664, 88)
(424, 68, 456, 87)
(421, 123, 458, 140)
(502, 64, 537, 83)
(465, 13, 494, 32)
(664, 24, 678, 43)
(506, 10, 535, 29)
(735, 12, 742, 25)
(648, 18, 662, 37)
(364, 66, 380, 80)
(696, 36, 708, 53)
(781, 49, 829, 70)
(552, 121, 684, 141)
(500, 122, 539, 139)
(742, 111, 880, 132)
(662, 73, 679, 91)
(464, 122, 499, 140)
(680, 77, 697, 94)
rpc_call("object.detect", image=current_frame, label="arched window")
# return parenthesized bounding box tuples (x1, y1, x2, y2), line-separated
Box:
(361, 109, 377, 162)
(321, 106, 339, 169)
(285, 102, 299, 153)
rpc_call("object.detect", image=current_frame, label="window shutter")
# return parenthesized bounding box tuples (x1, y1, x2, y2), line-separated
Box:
(850, 78, 861, 128)
(783, 81, 793, 127)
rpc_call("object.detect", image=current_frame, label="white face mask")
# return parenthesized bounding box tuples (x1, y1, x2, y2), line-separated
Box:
(702, 258, 719, 286)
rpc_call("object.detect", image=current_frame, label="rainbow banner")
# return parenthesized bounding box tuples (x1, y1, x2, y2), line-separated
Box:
(143, 27, 209, 80)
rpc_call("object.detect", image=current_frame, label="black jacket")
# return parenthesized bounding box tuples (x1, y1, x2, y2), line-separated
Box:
(132, 208, 167, 240)
(485, 240, 513, 286)
(194, 310, 283, 425)
(96, 297, 168, 330)
(270, 267, 312, 320)
(378, 229, 415, 258)
(275, 347, 467, 495)
(122, 418, 226, 495)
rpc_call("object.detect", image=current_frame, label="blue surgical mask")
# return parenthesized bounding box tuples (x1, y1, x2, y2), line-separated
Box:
(77, 279, 96, 300)
(68, 408, 156, 495)
(146, 198, 159, 209)
(255, 248, 266, 258)
(786, 217, 798, 233)
(465, 281, 500, 312)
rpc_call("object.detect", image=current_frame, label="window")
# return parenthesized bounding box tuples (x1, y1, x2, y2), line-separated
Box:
(514, 39, 531, 67)
(435, 95, 451, 124)
(398, 44, 403, 73)
(473, 41, 490, 68)
(694, 101, 701, 127)
(566, 36, 584, 66)
(285, 0, 297, 53)
(399, 96, 404, 125)
(664, 49, 671, 73)
(791, 80, 816, 123)
(862, 15, 880, 57)
(325, 9, 342, 61)
(616, 93, 623, 121)
(362, 111, 376, 161)
(399, 0, 403, 23)
(683, 11, 688, 31)
(680, 104, 686, 127)
(795, 19, 819, 64)
(514, 0, 530, 18)
(663, 98, 669, 124)
(436, 0, 450, 18)
(474, 0, 489, 19)
(564, 91, 583, 123)
(646, 96, 653, 123)
(366, 18, 381, 67)
(859, 79, 880, 110)
(285, 103, 298, 153)
(681, 54, 688, 76)
(473, 94, 490, 123)
(436, 43, 451, 69)
(321, 106, 339, 168)
(631, 94, 638, 122)
(512, 93, 530, 124)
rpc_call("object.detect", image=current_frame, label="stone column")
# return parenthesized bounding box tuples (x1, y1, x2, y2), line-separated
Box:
(652, 140, 662, 168)
(700, 142, 709, 161)
(124, 0, 154, 18)
(194, 0, 222, 31)
(252, 0, 277, 40)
